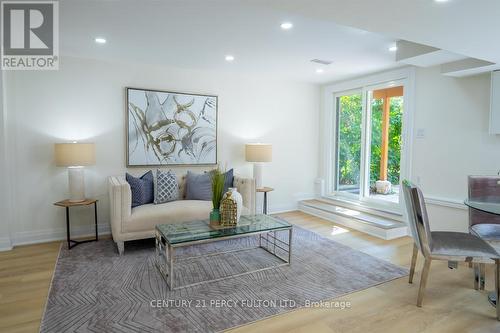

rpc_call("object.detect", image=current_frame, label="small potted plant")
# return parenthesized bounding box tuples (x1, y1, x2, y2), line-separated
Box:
(209, 167, 226, 225)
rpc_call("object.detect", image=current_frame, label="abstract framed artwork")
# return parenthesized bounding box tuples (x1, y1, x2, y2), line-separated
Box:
(126, 87, 218, 166)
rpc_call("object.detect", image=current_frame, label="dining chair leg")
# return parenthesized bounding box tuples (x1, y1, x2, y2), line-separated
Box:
(409, 244, 418, 284)
(474, 263, 480, 291)
(480, 263, 486, 291)
(495, 259, 500, 321)
(417, 258, 431, 307)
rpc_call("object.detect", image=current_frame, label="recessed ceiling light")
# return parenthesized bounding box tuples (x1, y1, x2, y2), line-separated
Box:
(435, 0, 450, 2)
(316, 68, 324, 74)
(389, 45, 398, 52)
(95, 37, 106, 44)
(225, 55, 234, 62)
(280, 22, 293, 30)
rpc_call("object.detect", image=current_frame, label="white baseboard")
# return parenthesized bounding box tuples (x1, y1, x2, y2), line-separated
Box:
(425, 196, 468, 210)
(0, 237, 13, 251)
(265, 192, 315, 214)
(268, 195, 314, 215)
(268, 203, 297, 214)
(269, 208, 296, 214)
(6, 197, 310, 248)
(13, 223, 111, 246)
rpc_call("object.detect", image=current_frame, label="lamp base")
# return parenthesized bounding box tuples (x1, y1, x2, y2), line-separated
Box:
(68, 167, 86, 202)
(253, 163, 263, 189)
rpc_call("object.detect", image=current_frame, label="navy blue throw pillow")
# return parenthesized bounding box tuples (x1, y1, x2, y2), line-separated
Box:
(185, 169, 234, 201)
(224, 168, 234, 194)
(126, 171, 154, 208)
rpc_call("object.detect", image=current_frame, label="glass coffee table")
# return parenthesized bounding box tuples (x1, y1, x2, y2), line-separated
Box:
(155, 214, 293, 290)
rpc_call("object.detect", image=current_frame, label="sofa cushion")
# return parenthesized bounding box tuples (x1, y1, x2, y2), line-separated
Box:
(126, 171, 154, 208)
(124, 200, 251, 234)
(154, 169, 179, 204)
(124, 200, 213, 233)
(185, 169, 234, 201)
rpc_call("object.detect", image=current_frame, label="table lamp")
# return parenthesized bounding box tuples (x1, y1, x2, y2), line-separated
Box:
(245, 143, 272, 189)
(55, 142, 95, 202)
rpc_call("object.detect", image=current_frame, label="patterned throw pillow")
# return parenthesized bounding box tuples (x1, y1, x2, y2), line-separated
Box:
(154, 170, 179, 204)
(126, 171, 154, 208)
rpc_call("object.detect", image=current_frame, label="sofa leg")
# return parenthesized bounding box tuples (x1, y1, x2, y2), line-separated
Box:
(117, 241, 124, 255)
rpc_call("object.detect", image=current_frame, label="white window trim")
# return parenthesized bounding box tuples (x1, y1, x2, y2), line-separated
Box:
(321, 67, 416, 213)
(332, 88, 363, 201)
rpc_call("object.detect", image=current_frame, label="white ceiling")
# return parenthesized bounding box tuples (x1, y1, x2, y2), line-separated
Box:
(257, 0, 500, 69)
(60, 0, 499, 84)
(60, 0, 400, 84)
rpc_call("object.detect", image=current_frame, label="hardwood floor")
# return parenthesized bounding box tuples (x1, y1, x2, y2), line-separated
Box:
(0, 241, 60, 333)
(1, 211, 499, 332)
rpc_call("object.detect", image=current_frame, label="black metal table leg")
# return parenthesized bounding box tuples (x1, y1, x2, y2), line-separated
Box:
(263, 192, 268, 214)
(60, 200, 99, 250)
(94, 202, 98, 241)
(66, 207, 71, 249)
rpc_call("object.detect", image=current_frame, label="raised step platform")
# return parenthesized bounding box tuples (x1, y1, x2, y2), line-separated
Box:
(299, 199, 408, 240)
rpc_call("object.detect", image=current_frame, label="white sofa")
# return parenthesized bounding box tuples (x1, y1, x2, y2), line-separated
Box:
(108, 173, 256, 254)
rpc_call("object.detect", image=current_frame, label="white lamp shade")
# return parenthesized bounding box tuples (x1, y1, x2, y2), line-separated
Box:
(245, 144, 272, 162)
(55, 143, 96, 167)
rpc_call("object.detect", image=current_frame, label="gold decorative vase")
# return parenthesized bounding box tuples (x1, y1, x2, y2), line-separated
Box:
(220, 191, 238, 227)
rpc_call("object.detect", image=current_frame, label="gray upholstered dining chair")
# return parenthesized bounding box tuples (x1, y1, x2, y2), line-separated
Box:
(468, 176, 500, 290)
(402, 180, 500, 320)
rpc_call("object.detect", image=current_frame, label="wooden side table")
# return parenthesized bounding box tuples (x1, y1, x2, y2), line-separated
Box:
(256, 187, 274, 214)
(54, 199, 98, 249)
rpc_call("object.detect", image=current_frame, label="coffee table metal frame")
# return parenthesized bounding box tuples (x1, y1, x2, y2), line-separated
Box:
(155, 224, 292, 290)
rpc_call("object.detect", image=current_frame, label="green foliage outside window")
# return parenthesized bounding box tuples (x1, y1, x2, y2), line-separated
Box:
(337, 94, 362, 187)
(337, 95, 402, 188)
(369, 97, 403, 185)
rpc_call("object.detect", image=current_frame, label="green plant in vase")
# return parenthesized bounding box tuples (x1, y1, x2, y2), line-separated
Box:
(209, 167, 226, 224)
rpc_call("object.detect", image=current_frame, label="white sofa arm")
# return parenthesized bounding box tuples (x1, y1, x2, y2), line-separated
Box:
(108, 176, 132, 242)
(234, 175, 256, 215)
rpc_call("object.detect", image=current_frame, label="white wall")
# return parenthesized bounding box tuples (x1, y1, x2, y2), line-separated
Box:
(412, 66, 500, 231)
(0, 69, 13, 250)
(4, 56, 320, 246)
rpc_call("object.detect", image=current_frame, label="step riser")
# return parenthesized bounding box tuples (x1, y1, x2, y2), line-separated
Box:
(302, 200, 405, 228)
(316, 198, 404, 222)
(299, 204, 408, 240)
(301, 202, 397, 229)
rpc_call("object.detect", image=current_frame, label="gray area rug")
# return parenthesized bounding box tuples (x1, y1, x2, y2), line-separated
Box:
(40, 223, 408, 333)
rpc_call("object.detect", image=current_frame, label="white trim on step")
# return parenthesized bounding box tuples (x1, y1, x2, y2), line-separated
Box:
(299, 203, 408, 240)
(320, 194, 468, 218)
(318, 196, 404, 222)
